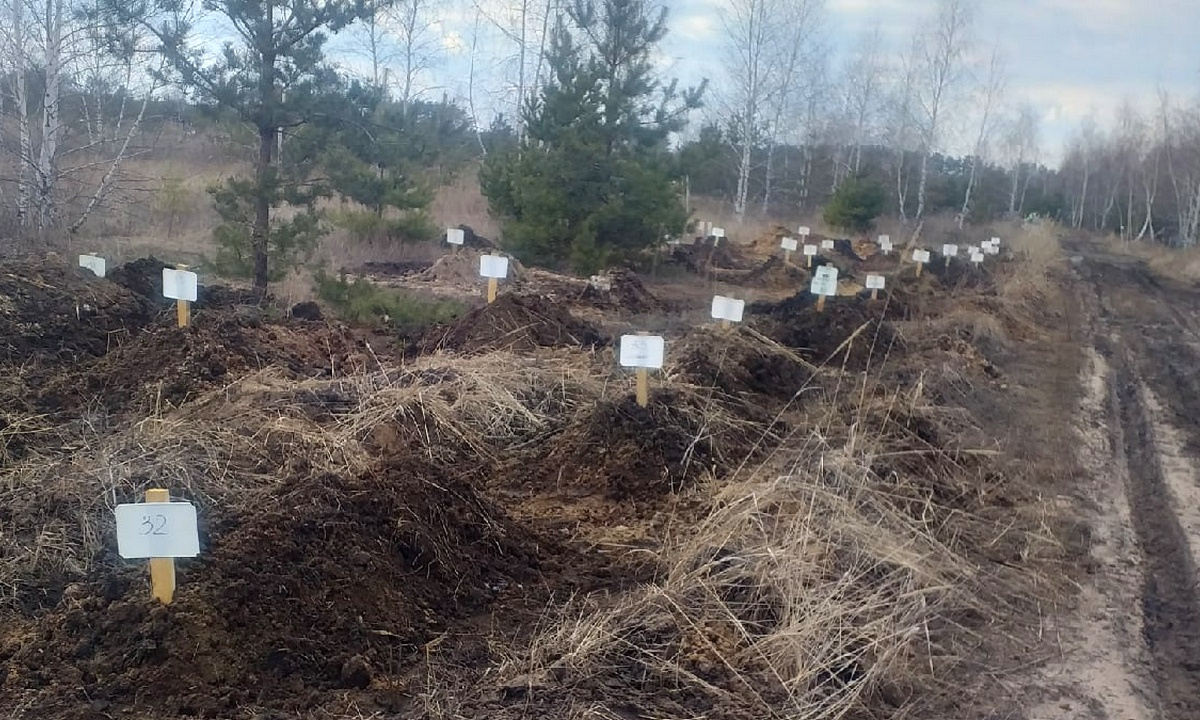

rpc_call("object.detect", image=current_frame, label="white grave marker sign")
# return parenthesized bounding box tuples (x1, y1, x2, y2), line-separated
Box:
(781, 237, 799, 252)
(985, 244, 1000, 255)
(971, 251, 985, 263)
(710, 295, 745, 323)
(619, 335, 665, 369)
(446, 228, 465, 245)
(803, 244, 818, 257)
(879, 235, 892, 254)
(115, 501, 200, 559)
(798, 226, 811, 237)
(865, 274, 886, 290)
(162, 268, 198, 302)
(79, 254, 106, 278)
(479, 254, 509, 279)
(912, 249, 931, 264)
(820, 239, 835, 250)
(942, 243, 959, 257)
(811, 265, 839, 297)
(711, 227, 726, 238)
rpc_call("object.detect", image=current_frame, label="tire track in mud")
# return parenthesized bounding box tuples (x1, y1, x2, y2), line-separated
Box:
(1078, 245, 1200, 718)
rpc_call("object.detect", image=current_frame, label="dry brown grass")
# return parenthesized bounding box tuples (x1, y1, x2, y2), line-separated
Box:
(429, 168, 499, 240)
(1098, 233, 1200, 284)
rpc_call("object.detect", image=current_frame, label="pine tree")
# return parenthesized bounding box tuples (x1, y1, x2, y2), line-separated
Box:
(97, 0, 374, 293)
(481, 0, 705, 274)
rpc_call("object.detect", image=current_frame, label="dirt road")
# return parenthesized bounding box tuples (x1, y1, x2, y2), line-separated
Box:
(1032, 241, 1200, 719)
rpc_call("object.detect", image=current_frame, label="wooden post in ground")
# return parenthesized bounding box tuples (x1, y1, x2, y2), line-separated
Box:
(175, 265, 190, 327)
(816, 295, 827, 312)
(145, 488, 176, 604)
(635, 369, 649, 407)
(487, 278, 499, 303)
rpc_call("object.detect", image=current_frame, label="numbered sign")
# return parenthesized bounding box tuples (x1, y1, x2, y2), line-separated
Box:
(712, 227, 726, 239)
(479, 254, 509, 279)
(798, 226, 811, 237)
(985, 244, 1000, 255)
(115, 501, 200, 559)
(865, 274, 886, 290)
(942, 244, 959, 257)
(912, 249, 931, 264)
(803, 244, 818, 257)
(79, 254, 106, 278)
(820, 239, 835, 250)
(619, 335, 665, 369)
(710, 295, 745, 323)
(162, 268, 198, 302)
(781, 237, 798, 252)
(810, 265, 839, 297)
(970, 251, 985, 263)
(879, 235, 892, 254)
(447, 228, 465, 245)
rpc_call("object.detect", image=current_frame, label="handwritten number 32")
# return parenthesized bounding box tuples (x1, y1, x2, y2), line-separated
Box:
(140, 515, 168, 536)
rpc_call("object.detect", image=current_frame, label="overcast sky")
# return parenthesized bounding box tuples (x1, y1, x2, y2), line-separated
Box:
(328, 0, 1200, 166)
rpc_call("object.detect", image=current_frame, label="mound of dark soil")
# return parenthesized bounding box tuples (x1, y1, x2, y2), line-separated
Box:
(580, 268, 663, 312)
(741, 255, 809, 290)
(445, 225, 496, 249)
(419, 294, 605, 354)
(668, 240, 751, 274)
(537, 391, 769, 500)
(360, 259, 435, 276)
(0, 258, 157, 368)
(109, 257, 262, 308)
(748, 292, 901, 370)
(37, 314, 362, 416)
(925, 255, 994, 290)
(0, 457, 536, 717)
(670, 327, 812, 403)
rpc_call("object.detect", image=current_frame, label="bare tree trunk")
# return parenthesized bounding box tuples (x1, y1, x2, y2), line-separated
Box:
(12, 0, 31, 227)
(35, 0, 63, 232)
(916, 152, 929, 220)
(895, 150, 908, 220)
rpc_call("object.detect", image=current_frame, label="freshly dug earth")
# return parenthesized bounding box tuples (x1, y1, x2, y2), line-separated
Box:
(669, 326, 813, 404)
(420, 294, 605, 354)
(37, 314, 363, 416)
(668, 240, 751, 273)
(0, 258, 157, 367)
(534, 391, 772, 500)
(741, 255, 810, 290)
(748, 292, 902, 370)
(419, 249, 526, 286)
(0, 456, 537, 718)
(579, 268, 664, 312)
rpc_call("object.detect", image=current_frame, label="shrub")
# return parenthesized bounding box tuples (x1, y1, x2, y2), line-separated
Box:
(823, 175, 886, 232)
(314, 270, 466, 337)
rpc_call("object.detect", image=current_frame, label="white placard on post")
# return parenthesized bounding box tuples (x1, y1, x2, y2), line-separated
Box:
(712, 227, 726, 239)
(798, 226, 811, 237)
(865, 274, 886, 290)
(810, 265, 839, 297)
(990, 237, 1001, 246)
(79, 254, 106, 278)
(942, 244, 959, 257)
(162, 268, 198, 302)
(115, 501, 200, 559)
(781, 237, 798, 252)
(913, 249, 931, 264)
(803, 244, 818, 257)
(619, 335, 665, 369)
(479, 254, 509, 279)
(879, 235, 892, 253)
(820, 239, 835, 250)
(710, 295, 745, 323)
(447, 228, 465, 245)
(967, 245, 979, 255)
(985, 244, 1000, 255)
(971, 251, 985, 263)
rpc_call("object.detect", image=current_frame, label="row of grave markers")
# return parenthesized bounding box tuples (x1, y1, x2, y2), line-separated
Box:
(109, 228, 1003, 604)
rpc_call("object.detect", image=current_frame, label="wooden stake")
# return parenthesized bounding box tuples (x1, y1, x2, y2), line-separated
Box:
(635, 368, 649, 407)
(806, 255, 812, 268)
(945, 255, 951, 269)
(915, 262, 924, 278)
(175, 264, 190, 328)
(783, 249, 792, 265)
(487, 277, 498, 304)
(870, 288, 878, 301)
(721, 319, 731, 330)
(816, 294, 827, 312)
(145, 488, 176, 605)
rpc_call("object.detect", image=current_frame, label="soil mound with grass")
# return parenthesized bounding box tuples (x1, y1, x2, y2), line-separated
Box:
(37, 314, 362, 416)
(0, 456, 536, 718)
(669, 327, 814, 403)
(580, 268, 663, 312)
(419, 294, 605, 354)
(748, 292, 901, 370)
(668, 240, 750, 273)
(419, 249, 526, 286)
(925, 255, 993, 290)
(0, 258, 157, 368)
(741, 255, 809, 290)
(536, 391, 771, 500)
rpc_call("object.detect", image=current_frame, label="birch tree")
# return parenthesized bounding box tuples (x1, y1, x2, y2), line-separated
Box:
(958, 44, 1004, 228)
(913, 0, 972, 220)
